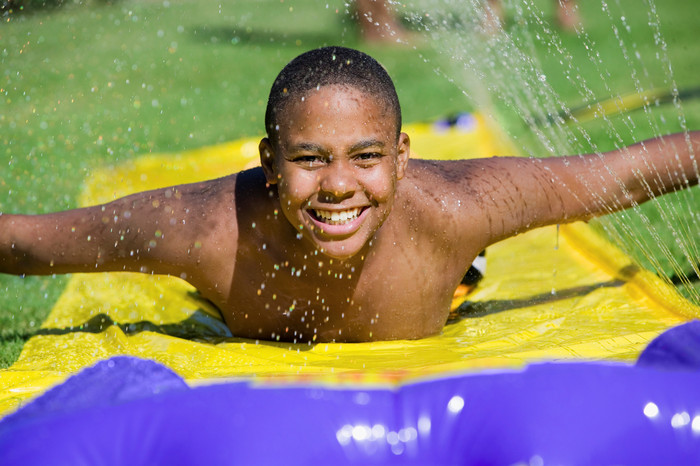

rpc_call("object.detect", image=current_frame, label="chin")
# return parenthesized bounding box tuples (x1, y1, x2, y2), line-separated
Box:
(317, 245, 360, 261)
(323, 251, 358, 261)
(314, 239, 366, 261)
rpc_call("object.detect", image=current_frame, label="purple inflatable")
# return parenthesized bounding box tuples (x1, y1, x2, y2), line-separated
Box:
(2, 321, 700, 465)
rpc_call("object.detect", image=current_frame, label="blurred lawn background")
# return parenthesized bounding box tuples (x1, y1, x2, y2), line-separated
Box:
(1, 0, 699, 366)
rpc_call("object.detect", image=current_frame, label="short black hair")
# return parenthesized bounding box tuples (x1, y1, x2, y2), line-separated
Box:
(265, 46, 402, 142)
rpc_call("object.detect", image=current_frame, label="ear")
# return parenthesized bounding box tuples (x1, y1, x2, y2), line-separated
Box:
(395, 132, 410, 180)
(259, 138, 278, 185)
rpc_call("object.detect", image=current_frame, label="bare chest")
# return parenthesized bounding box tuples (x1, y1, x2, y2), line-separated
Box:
(218, 239, 463, 342)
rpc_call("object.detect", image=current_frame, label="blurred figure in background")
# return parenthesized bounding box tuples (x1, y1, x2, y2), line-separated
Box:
(355, 0, 412, 44)
(354, 0, 581, 44)
(485, 0, 581, 32)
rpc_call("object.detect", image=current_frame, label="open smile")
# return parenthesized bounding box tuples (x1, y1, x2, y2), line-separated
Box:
(306, 206, 369, 235)
(310, 207, 364, 225)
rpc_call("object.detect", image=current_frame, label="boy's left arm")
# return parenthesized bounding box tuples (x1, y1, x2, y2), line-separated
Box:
(463, 130, 699, 246)
(567, 130, 699, 214)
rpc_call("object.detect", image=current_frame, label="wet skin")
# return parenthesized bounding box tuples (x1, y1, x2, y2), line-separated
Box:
(1, 85, 699, 342)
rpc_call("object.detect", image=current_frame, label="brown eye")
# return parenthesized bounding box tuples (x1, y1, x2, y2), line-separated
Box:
(294, 155, 324, 167)
(355, 152, 382, 165)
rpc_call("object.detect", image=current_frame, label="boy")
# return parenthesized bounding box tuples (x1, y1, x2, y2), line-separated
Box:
(1, 47, 698, 343)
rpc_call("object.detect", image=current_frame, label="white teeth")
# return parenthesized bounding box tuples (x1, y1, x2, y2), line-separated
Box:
(313, 208, 361, 225)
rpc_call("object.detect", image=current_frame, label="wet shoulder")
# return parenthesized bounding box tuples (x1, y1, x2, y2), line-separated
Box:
(171, 168, 272, 300)
(400, 158, 487, 205)
(393, 160, 478, 235)
(176, 168, 268, 218)
(395, 158, 496, 253)
(401, 157, 529, 201)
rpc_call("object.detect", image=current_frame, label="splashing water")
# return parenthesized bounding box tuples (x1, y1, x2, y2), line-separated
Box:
(397, 0, 699, 303)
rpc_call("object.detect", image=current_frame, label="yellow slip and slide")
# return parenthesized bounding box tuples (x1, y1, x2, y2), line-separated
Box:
(1, 116, 697, 416)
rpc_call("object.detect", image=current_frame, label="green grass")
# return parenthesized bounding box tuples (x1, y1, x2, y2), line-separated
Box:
(1, 0, 699, 367)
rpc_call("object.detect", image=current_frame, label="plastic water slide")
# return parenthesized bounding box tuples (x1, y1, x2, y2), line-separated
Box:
(1, 117, 700, 464)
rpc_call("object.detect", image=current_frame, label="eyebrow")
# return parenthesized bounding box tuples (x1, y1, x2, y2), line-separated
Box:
(288, 139, 385, 154)
(288, 142, 328, 154)
(349, 139, 386, 153)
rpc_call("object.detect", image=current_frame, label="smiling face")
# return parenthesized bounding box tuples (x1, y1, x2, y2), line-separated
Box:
(260, 84, 410, 260)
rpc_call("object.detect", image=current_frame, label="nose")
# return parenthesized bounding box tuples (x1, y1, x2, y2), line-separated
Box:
(318, 160, 356, 201)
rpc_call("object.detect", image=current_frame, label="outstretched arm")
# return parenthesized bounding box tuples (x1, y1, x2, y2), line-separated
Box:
(558, 130, 699, 217)
(0, 177, 237, 285)
(445, 130, 699, 247)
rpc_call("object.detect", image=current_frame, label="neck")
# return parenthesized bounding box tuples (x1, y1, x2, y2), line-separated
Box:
(291, 237, 371, 277)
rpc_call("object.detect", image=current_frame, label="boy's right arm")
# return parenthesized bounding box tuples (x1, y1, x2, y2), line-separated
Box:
(0, 177, 237, 284)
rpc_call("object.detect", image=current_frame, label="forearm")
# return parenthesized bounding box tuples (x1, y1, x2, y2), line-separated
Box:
(620, 130, 699, 201)
(1, 213, 50, 275)
(555, 130, 699, 219)
(0, 212, 94, 276)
